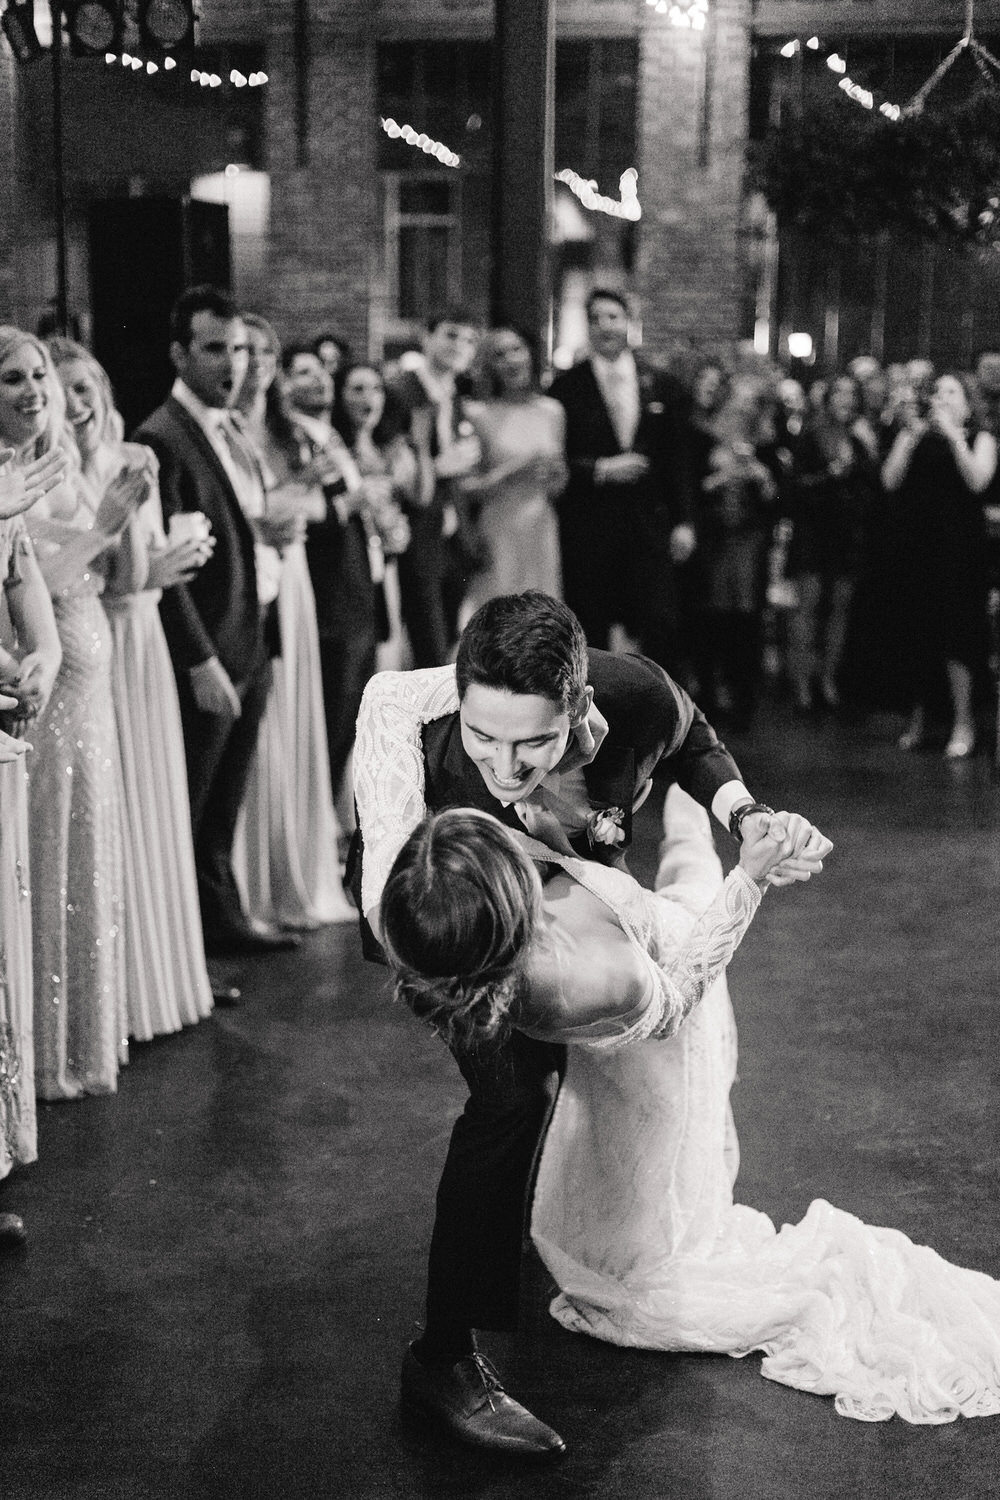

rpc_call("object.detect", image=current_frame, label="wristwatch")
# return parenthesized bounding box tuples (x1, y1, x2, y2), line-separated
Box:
(728, 801, 776, 844)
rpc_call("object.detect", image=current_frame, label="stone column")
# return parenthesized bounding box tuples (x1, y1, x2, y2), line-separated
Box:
(491, 0, 555, 356)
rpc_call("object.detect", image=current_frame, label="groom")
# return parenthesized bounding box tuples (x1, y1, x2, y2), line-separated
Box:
(352, 592, 830, 1460)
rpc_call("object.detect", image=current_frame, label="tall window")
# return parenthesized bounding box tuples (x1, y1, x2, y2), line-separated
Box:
(374, 38, 639, 348)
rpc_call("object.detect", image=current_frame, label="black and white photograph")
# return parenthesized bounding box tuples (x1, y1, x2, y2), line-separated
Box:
(1, 1, 999, 1495)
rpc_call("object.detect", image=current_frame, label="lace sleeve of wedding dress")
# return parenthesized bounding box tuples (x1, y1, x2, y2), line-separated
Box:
(516, 831, 763, 1052)
(353, 665, 459, 918)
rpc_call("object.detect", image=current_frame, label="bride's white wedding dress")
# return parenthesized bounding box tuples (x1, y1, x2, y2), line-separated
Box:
(528, 788, 1000, 1424)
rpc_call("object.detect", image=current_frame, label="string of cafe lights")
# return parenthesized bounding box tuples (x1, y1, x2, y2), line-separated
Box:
(644, 0, 709, 32)
(103, 51, 267, 87)
(777, 35, 902, 121)
(381, 117, 642, 219)
(777, 9, 1000, 124)
(380, 117, 461, 167)
(556, 167, 641, 220)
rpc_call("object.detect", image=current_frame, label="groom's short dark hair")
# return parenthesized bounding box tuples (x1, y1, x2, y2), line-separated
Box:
(456, 592, 589, 714)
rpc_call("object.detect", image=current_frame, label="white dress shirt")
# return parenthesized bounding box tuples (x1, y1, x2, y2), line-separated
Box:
(171, 379, 282, 606)
(591, 351, 641, 451)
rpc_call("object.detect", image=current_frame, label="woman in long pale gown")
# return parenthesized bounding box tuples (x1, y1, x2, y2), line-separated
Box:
(0, 328, 138, 1099)
(49, 338, 216, 1040)
(233, 315, 355, 926)
(460, 328, 567, 614)
(383, 795, 1000, 1425)
(0, 467, 63, 1182)
(0, 451, 65, 1206)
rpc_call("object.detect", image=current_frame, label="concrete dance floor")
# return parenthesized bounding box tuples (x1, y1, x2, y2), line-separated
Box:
(2, 702, 999, 1499)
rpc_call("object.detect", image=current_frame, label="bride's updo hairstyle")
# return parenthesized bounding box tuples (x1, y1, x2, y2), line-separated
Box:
(456, 590, 589, 717)
(381, 809, 543, 1052)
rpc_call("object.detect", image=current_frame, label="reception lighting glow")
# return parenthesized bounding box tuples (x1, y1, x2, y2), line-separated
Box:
(646, 0, 709, 31)
(380, 117, 461, 167)
(555, 167, 641, 221)
(779, 36, 902, 118)
(103, 53, 264, 89)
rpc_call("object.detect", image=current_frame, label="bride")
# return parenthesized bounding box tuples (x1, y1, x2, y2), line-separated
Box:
(381, 791, 1000, 1426)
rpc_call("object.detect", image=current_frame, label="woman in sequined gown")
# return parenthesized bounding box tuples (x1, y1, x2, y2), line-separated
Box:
(0, 328, 135, 1100)
(0, 477, 62, 1177)
(49, 338, 217, 1041)
(232, 316, 356, 927)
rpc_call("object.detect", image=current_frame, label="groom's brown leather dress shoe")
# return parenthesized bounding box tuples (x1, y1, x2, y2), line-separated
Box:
(400, 1345, 566, 1459)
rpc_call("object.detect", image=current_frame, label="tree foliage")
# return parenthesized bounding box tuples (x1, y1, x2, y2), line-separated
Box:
(755, 87, 1000, 246)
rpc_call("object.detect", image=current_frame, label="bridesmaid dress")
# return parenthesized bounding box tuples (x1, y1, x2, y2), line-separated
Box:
(0, 517, 37, 1174)
(103, 446, 214, 1040)
(464, 395, 564, 611)
(233, 435, 355, 928)
(26, 504, 127, 1100)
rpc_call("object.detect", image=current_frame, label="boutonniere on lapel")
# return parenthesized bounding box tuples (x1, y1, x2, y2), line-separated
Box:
(587, 805, 626, 849)
(646, 400, 665, 414)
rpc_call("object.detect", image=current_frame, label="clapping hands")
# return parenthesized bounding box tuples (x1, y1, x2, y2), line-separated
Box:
(0, 447, 68, 520)
(95, 464, 151, 538)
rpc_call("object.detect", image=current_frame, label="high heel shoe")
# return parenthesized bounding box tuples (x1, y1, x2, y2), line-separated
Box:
(944, 731, 975, 759)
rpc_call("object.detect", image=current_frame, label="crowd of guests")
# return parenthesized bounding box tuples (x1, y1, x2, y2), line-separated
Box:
(1, 279, 998, 1240)
(670, 347, 1000, 755)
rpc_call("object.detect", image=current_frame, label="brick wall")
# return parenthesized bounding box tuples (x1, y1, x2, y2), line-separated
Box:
(0, 0, 753, 354)
(637, 0, 751, 356)
(262, 6, 377, 355)
(0, 53, 17, 321)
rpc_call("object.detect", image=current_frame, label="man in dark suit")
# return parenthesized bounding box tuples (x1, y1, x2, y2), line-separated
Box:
(352, 592, 831, 1459)
(548, 288, 694, 672)
(281, 343, 378, 814)
(387, 310, 480, 666)
(134, 285, 298, 961)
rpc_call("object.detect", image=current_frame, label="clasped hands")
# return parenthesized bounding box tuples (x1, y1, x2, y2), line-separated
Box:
(189, 655, 242, 720)
(0, 644, 59, 761)
(738, 810, 832, 886)
(595, 451, 649, 486)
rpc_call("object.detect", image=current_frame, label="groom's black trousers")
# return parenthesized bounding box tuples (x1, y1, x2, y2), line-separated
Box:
(425, 1030, 566, 1335)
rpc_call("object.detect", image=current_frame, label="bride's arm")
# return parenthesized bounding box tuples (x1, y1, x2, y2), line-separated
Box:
(644, 865, 763, 1038)
(524, 863, 764, 1048)
(353, 665, 461, 932)
(520, 814, 792, 1048)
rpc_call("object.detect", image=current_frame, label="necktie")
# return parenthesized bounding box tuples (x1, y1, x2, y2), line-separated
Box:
(602, 362, 638, 451)
(514, 792, 577, 856)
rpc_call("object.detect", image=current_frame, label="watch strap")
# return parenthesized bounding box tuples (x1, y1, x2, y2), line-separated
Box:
(729, 801, 776, 844)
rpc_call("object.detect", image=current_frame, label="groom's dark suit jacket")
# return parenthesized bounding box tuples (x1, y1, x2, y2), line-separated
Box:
(354, 647, 740, 960)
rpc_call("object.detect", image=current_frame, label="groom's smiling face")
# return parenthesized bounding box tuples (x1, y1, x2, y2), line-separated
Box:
(459, 684, 576, 803)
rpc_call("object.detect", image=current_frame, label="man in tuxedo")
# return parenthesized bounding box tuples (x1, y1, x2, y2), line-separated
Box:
(134, 285, 298, 963)
(548, 289, 694, 672)
(352, 591, 831, 1459)
(387, 310, 480, 666)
